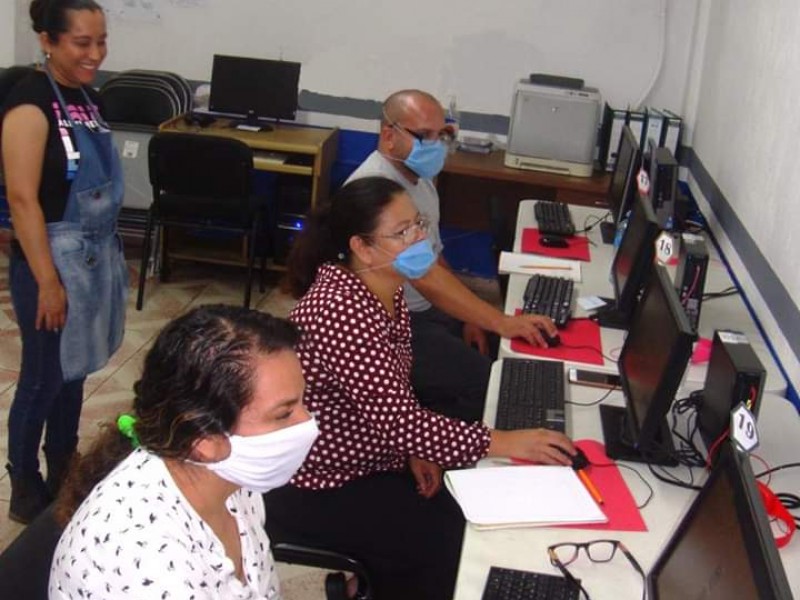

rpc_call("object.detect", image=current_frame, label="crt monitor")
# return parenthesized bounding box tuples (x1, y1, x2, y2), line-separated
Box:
(648, 443, 793, 600)
(593, 193, 661, 330)
(600, 264, 696, 465)
(208, 54, 301, 129)
(600, 125, 642, 244)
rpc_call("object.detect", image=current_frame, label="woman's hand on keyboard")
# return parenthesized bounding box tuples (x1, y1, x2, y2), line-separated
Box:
(488, 429, 575, 466)
(497, 314, 557, 348)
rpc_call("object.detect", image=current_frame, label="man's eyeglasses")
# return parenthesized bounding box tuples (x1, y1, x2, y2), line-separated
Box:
(383, 111, 454, 146)
(547, 540, 646, 600)
(368, 215, 430, 245)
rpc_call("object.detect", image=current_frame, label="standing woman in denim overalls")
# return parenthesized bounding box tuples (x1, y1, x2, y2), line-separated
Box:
(1, 0, 126, 523)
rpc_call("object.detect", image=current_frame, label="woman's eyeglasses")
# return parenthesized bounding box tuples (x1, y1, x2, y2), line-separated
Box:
(370, 215, 430, 245)
(547, 540, 646, 600)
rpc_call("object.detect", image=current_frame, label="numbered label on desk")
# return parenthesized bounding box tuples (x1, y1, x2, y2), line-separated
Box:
(730, 402, 759, 453)
(656, 232, 675, 264)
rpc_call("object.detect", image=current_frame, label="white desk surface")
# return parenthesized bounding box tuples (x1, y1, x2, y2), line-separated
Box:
(501, 201, 787, 394)
(453, 372, 800, 598)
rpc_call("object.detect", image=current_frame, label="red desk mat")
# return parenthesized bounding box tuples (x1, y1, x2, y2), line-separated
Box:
(510, 314, 604, 366)
(521, 228, 591, 262)
(559, 440, 647, 532)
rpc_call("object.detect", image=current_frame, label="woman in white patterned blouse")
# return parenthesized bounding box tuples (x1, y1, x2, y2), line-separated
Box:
(264, 177, 576, 600)
(49, 305, 319, 599)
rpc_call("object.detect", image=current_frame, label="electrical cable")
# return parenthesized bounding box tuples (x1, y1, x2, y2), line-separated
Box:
(566, 386, 618, 407)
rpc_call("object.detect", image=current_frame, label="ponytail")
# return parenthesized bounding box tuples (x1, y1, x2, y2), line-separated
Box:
(284, 176, 405, 298)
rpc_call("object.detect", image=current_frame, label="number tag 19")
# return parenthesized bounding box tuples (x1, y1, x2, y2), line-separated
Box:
(730, 402, 759, 453)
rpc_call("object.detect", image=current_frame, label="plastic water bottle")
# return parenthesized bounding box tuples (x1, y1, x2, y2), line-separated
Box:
(445, 95, 459, 151)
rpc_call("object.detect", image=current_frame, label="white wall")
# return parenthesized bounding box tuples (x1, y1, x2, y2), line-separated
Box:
(686, 0, 800, 388)
(0, 2, 16, 66)
(11, 0, 698, 117)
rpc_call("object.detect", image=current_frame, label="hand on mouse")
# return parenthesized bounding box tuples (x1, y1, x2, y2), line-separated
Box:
(497, 314, 558, 348)
(488, 429, 575, 466)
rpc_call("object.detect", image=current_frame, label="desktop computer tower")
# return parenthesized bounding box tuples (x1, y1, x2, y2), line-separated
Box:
(273, 213, 306, 265)
(674, 233, 709, 331)
(649, 147, 679, 229)
(699, 330, 766, 454)
(272, 175, 311, 264)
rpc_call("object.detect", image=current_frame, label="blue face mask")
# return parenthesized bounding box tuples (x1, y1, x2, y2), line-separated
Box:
(392, 238, 437, 279)
(404, 139, 448, 179)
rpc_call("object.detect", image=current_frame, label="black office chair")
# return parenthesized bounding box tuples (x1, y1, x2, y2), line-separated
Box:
(0, 508, 372, 600)
(0, 504, 61, 600)
(136, 132, 267, 310)
(272, 542, 373, 600)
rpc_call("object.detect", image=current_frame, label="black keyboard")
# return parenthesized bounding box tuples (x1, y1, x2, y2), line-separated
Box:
(496, 358, 566, 432)
(482, 566, 580, 600)
(523, 275, 574, 328)
(534, 201, 576, 237)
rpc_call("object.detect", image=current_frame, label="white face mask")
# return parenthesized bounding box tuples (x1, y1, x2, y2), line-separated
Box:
(202, 417, 319, 493)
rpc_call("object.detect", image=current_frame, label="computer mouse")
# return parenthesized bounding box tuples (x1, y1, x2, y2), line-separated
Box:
(551, 445, 588, 470)
(570, 447, 589, 471)
(543, 333, 561, 348)
(539, 234, 569, 248)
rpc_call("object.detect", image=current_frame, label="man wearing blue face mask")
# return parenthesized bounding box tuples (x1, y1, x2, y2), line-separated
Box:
(347, 89, 558, 423)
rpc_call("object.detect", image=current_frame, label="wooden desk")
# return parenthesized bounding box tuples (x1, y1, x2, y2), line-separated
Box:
(160, 116, 339, 209)
(437, 149, 611, 231)
(157, 116, 339, 268)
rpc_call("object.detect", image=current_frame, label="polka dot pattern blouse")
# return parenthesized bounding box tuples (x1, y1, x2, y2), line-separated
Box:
(289, 264, 491, 490)
(49, 448, 280, 599)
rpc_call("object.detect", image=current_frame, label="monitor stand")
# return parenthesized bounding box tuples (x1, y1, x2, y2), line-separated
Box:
(599, 404, 678, 466)
(233, 110, 274, 132)
(599, 222, 617, 245)
(590, 297, 629, 330)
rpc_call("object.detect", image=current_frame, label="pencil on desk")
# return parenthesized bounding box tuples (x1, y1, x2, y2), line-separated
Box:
(519, 265, 572, 270)
(577, 469, 605, 505)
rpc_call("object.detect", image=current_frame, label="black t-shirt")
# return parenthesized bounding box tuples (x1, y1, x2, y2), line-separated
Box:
(1, 70, 105, 222)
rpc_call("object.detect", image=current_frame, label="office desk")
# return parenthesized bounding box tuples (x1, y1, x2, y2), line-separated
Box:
(160, 116, 339, 209)
(453, 388, 800, 599)
(437, 150, 610, 231)
(500, 201, 787, 394)
(157, 116, 339, 268)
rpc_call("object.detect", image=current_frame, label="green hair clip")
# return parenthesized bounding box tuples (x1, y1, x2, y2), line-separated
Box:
(117, 414, 140, 448)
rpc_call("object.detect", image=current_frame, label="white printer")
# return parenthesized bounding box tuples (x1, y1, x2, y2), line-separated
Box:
(505, 79, 601, 178)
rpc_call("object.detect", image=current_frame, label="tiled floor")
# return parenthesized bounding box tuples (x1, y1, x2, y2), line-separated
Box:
(0, 229, 502, 598)
(0, 232, 334, 597)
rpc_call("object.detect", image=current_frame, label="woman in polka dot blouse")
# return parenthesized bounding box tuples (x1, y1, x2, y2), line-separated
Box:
(264, 177, 576, 600)
(49, 305, 319, 599)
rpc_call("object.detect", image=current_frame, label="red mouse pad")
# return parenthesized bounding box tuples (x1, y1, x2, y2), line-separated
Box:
(510, 313, 604, 366)
(522, 228, 591, 261)
(559, 440, 648, 532)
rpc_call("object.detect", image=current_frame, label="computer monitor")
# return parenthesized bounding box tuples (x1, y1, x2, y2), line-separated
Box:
(593, 193, 660, 330)
(208, 54, 301, 130)
(649, 145, 679, 229)
(600, 264, 696, 465)
(600, 125, 642, 244)
(648, 443, 793, 600)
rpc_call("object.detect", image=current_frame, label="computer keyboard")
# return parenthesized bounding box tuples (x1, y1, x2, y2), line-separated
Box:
(482, 566, 580, 600)
(496, 358, 566, 432)
(534, 201, 576, 237)
(523, 275, 574, 328)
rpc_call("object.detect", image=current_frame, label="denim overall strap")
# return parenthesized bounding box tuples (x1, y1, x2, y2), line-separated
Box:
(44, 69, 128, 381)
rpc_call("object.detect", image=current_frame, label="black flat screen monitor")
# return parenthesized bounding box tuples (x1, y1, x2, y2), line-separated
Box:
(594, 193, 660, 330)
(209, 54, 301, 129)
(600, 264, 695, 465)
(648, 443, 792, 600)
(601, 125, 642, 244)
